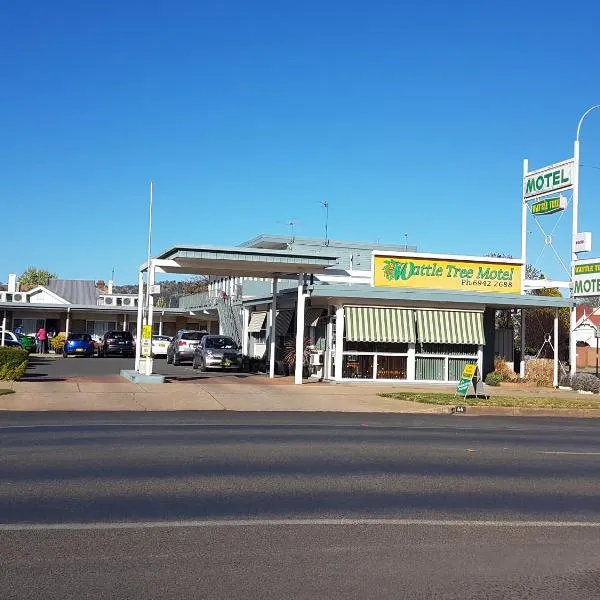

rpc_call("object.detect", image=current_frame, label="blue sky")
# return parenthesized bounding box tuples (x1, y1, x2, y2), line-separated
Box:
(2, 0, 600, 284)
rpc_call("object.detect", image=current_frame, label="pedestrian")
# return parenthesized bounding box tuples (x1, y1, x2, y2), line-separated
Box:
(36, 326, 47, 354)
(14, 324, 22, 336)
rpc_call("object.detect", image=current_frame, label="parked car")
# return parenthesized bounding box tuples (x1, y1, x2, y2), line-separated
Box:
(99, 330, 135, 357)
(166, 330, 208, 365)
(192, 335, 242, 371)
(151, 335, 172, 357)
(17, 334, 36, 353)
(63, 333, 95, 357)
(0, 330, 23, 349)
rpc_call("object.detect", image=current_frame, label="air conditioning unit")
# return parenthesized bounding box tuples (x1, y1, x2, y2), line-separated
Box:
(13, 293, 25, 302)
(123, 298, 132, 306)
(310, 352, 323, 366)
(104, 297, 114, 305)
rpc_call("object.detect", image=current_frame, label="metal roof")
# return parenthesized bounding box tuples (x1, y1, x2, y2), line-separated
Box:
(152, 244, 339, 277)
(308, 284, 573, 309)
(47, 279, 99, 305)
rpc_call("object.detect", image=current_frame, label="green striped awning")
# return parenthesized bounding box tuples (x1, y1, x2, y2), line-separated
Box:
(344, 307, 415, 343)
(416, 310, 485, 345)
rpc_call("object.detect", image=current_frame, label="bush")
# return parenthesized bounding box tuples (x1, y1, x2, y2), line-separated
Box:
(559, 373, 572, 388)
(50, 333, 66, 352)
(525, 359, 554, 387)
(494, 358, 518, 382)
(485, 372, 502, 386)
(0, 347, 29, 381)
(570, 373, 600, 394)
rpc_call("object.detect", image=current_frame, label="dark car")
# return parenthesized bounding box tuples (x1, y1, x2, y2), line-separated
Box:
(63, 333, 95, 357)
(99, 330, 134, 357)
(166, 330, 208, 365)
(192, 335, 242, 371)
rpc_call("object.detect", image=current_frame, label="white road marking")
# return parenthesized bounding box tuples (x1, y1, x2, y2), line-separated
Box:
(2, 519, 600, 531)
(538, 451, 600, 456)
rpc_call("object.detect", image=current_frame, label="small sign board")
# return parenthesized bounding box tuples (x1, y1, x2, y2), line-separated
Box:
(573, 232, 592, 254)
(531, 195, 567, 216)
(141, 325, 152, 357)
(455, 363, 488, 400)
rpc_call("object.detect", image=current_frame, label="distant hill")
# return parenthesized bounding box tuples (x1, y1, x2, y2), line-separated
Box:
(114, 277, 207, 307)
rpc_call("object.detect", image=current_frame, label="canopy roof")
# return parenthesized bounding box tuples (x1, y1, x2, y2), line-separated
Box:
(150, 244, 339, 278)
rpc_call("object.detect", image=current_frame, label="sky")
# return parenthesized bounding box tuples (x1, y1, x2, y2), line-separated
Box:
(2, 0, 600, 284)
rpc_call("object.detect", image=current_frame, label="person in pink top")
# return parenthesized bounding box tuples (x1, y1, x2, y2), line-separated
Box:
(36, 327, 47, 354)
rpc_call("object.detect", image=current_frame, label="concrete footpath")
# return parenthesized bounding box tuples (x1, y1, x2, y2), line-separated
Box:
(2, 377, 600, 417)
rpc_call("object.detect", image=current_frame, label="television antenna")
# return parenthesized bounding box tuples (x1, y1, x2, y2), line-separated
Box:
(319, 200, 329, 245)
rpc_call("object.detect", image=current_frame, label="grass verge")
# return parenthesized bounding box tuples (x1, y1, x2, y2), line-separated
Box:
(378, 392, 600, 410)
(0, 389, 15, 396)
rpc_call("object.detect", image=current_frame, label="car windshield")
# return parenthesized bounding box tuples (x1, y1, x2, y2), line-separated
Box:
(181, 332, 205, 341)
(205, 337, 237, 349)
(109, 332, 131, 340)
(68, 334, 89, 341)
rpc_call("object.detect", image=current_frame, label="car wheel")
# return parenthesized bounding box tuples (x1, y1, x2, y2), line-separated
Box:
(62, 352, 68, 358)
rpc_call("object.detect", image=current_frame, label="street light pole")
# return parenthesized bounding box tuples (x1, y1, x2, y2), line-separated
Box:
(570, 106, 600, 376)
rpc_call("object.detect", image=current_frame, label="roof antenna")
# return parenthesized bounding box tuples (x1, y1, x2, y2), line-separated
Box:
(319, 200, 329, 246)
(287, 220, 297, 245)
(404, 233, 408, 250)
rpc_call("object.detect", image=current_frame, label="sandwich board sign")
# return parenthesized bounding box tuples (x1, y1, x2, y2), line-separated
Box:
(455, 362, 488, 401)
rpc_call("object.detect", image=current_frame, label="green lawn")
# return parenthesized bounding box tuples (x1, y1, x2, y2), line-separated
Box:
(378, 392, 600, 410)
(0, 389, 14, 396)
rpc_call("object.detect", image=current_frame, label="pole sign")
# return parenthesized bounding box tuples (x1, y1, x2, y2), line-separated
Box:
(523, 159, 574, 200)
(530, 195, 567, 216)
(456, 363, 477, 397)
(573, 259, 600, 297)
(141, 324, 152, 357)
(573, 232, 592, 254)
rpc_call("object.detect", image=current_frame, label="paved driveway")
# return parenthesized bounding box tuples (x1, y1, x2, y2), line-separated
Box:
(23, 356, 263, 382)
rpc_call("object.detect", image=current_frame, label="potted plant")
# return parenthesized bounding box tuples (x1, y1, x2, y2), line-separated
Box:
(282, 336, 314, 378)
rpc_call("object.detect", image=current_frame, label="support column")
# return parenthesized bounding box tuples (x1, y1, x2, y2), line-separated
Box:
(134, 270, 144, 372)
(570, 140, 580, 377)
(159, 314, 163, 336)
(241, 306, 249, 356)
(295, 274, 305, 385)
(334, 305, 344, 381)
(1, 310, 6, 346)
(406, 343, 416, 381)
(553, 308, 559, 388)
(269, 277, 278, 378)
(144, 262, 155, 376)
(520, 309, 526, 379)
(122, 314, 127, 332)
(65, 309, 70, 340)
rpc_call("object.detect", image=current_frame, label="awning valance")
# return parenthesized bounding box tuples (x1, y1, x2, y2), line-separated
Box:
(305, 308, 326, 327)
(416, 310, 485, 345)
(275, 310, 294, 335)
(247, 311, 267, 333)
(344, 307, 416, 343)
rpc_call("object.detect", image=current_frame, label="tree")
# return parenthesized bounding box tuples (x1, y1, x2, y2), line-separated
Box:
(18, 267, 57, 291)
(155, 297, 167, 308)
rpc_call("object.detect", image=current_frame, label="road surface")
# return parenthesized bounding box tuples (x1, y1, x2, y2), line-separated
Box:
(3, 412, 600, 599)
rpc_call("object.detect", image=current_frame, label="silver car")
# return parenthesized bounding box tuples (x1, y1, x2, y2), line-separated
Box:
(166, 330, 208, 365)
(192, 335, 242, 371)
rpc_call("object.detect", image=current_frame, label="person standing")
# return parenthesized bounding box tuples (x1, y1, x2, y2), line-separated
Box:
(36, 326, 47, 354)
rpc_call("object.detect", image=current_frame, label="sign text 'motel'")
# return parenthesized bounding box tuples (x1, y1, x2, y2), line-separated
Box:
(523, 160, 574, 200)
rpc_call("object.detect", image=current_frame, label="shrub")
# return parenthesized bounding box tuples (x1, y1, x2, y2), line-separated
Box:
(50, 333, 66, 352)
(0, 347, 29, 381)
(494, 358, 518, 382)
(525, 359, 554, 387)
(485, 372, 502, 386)
(559, 373, 572, 388)
(570, 373, 600, 394)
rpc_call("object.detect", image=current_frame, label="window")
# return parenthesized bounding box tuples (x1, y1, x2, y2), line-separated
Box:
(342, 355, 373, 379)
(205, 336, 237, 349)
(181, 331, 206, 341)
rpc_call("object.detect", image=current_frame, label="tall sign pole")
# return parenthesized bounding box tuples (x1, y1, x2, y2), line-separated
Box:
(520, 159, 528, 379)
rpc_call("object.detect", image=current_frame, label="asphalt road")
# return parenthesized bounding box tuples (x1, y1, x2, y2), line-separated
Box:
(3, 413, 600, 599)
(23, 355, 253, 381)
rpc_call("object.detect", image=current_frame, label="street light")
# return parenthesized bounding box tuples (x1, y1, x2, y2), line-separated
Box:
(570, 106, 600, 376)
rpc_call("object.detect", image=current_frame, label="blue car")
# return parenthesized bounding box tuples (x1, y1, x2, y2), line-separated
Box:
(63, 333, 95, 357)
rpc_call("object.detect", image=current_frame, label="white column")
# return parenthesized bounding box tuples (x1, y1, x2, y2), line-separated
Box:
(134, 270, 144, 372)
(295, 274, 306, 385)
(407, 343, 416, 381)
(242, 306, 249, 356)
(520, 309, 526, 379)
(159, 315, 163, 336)
(269, 277, 278, 378)
(1, 310, 6, 346)
(65, 309, 70, 340)
(570, 140, 580, 376)
(334, 305, 345, 381)
(144, 262, 155, 376)
(477, 345, 484, 377)
(554, 308, 559, 388)
(122, 314, 127, 332)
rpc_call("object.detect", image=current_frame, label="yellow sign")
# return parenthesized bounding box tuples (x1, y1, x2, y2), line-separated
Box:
(142, 325, 152, 340)
(373, 255, 522, 294)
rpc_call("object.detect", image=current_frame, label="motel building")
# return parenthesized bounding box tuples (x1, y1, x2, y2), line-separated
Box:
(0, 275, 217, 342)
(138, 234, 570, 385)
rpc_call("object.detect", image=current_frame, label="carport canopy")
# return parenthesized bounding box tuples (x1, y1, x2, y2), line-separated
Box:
(136, 244, 340, 384)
